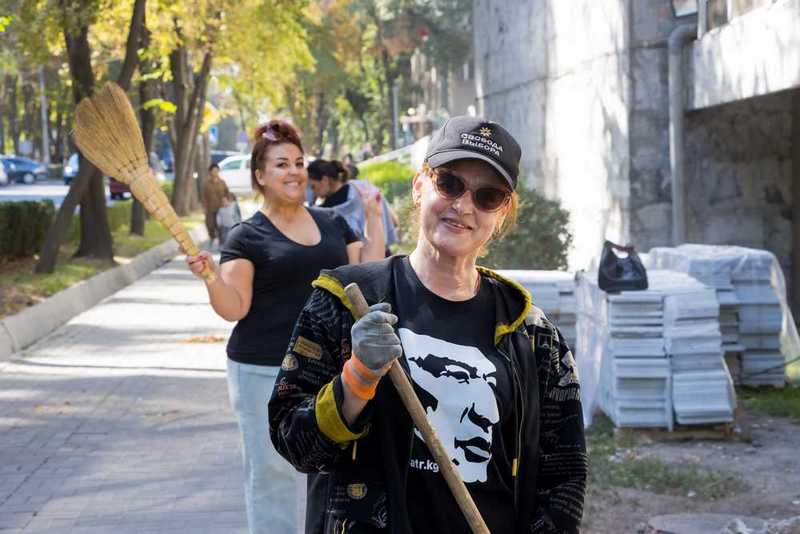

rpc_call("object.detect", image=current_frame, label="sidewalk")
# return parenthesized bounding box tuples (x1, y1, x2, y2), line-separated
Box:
(0, 257, 250, 533)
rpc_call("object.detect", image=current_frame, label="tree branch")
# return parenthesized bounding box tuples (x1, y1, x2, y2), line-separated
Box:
(116, 0, 146, 90)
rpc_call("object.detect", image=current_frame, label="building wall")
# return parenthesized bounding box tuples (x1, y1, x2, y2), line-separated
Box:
(474, 0, 633, 269)
(691, 0, 800, 110)
(627, 0, 693, 252)
(473, 0, 795, 273)
(685, 91, 793, 274)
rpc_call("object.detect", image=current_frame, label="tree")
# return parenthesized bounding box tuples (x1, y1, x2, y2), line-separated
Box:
(33, 0, 145, 273)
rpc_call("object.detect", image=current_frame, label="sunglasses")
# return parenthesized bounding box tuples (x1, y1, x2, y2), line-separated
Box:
(429, 169, 511, 212)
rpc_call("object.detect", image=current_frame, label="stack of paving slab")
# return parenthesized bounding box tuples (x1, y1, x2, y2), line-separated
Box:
(650, 245, 785, 387)
(660, 274, 736, 425)
(577, 270, 736, 429)
(579, 271, 672, 429)
(499, 270, 577, 348)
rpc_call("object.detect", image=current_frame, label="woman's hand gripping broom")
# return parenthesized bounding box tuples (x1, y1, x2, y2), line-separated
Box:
(344, 283, 490, 534)
(72, 82, 216, 282)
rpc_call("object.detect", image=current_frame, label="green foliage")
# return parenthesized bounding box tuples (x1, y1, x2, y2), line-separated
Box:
(0, 200, 55, 258)
(739, 385, 800, 420)
(66, 201, 134, 244)
(482, 187, 573, 270)
(360, 160, 414, 203)
(587, 414, 748, 500)
(391, 192, 415, 255)
(161, 180, 173, 199)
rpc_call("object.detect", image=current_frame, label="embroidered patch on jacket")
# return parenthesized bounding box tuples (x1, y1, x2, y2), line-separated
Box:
(558, 350, 580, 387)
(347, 483, 367, 500)
(293, 336, 322, 360)
(537, 332, 553, 350)
(281, 354, 299, 371)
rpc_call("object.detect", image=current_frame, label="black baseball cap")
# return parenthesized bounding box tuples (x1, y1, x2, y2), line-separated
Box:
(425, 115, 522, 190)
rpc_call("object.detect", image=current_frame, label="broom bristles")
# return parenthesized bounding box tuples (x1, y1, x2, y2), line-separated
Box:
(72, 82, 215, 282)
(73, 83, 148, 184)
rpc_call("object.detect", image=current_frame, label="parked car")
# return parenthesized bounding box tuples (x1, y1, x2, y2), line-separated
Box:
(211, 150, 239, 166)
(0, 161, 8, 186)
(0, 156, 48, 184)
(217, 154, 251, 193)
(109, 177, 130, 200)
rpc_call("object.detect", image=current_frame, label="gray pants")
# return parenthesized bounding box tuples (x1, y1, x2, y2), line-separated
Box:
(226, 360, 306, 534)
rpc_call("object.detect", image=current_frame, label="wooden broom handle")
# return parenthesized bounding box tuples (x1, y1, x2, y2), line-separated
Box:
(344, 283, 490, 534)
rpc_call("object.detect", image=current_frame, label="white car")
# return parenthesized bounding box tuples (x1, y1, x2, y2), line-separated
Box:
(217, 154, 251, 193)
(0, 161, 7, 186)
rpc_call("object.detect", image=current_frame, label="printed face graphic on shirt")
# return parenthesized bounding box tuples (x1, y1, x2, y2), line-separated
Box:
(398, 328, 499, 483)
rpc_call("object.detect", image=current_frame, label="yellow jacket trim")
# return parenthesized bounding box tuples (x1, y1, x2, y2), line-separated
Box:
(315, 380, 367, 444)
(312, 274, 354, 315)
(313, 268, 531, 346)
(477, 266, 533, 345)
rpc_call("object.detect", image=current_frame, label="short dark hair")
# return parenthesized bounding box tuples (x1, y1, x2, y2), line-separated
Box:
(308, 159, 348, 182)
(209, 163, 219, 172)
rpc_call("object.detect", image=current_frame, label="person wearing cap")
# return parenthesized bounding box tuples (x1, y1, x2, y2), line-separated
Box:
(268, 116, 587, 533)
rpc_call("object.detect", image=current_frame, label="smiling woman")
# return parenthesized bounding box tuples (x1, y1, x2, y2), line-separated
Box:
(269, 116, 588, 534)
(184, 119, 384, 534)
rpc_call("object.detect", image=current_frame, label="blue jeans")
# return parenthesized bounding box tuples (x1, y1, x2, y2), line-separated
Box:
(227, 360, 304, 534)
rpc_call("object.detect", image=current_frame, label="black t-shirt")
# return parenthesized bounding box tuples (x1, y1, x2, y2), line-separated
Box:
(393, 258, 515, 533)
(321, 183, 349, 208)
(220, 207, 358, 365)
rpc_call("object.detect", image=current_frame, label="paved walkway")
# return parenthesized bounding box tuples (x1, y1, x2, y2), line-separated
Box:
(0, 257, 251, 533)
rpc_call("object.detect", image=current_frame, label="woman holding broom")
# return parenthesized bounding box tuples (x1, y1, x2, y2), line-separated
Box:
(186, 120, 385, 534)
(269, 116, 587, 533)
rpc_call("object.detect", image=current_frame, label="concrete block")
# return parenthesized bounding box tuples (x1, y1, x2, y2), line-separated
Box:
(632, 47, 667, 111)
(690, 0, 800, 109)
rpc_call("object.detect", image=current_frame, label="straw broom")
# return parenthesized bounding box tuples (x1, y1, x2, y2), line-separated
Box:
(73, 82, 215, 282)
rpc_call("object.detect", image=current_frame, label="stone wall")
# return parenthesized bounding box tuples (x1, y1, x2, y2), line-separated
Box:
(685, 91, 793, 275)
(627, 0, 692, 252)
(473, 0, 632, 269)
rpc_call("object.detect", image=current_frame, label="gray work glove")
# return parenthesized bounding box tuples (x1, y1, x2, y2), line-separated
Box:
(351, 302, 403, 372)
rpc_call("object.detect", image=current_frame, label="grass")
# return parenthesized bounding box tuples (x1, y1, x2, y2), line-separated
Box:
(0, 206, 203, 319)
(587, 414, 748, 500)
(739, 385, 800, 421)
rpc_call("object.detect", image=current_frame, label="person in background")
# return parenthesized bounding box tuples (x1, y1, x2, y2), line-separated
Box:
(216, 193, 242, 246)
(342, 153, 359, 179)
(308, 159, 398, 256)
(269, 116, 587, 533)
(202, 163, 231, 250)
(186, 120, 385, 534)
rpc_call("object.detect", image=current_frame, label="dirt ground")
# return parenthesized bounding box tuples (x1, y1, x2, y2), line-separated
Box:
(583, 410, 800, 533)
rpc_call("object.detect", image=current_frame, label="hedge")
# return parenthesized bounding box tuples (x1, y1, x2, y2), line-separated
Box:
(66, 201, 133, 244)
(359, 161, 414, 203)
(0, 200, 55, 258)
(482, 187, 573, 270)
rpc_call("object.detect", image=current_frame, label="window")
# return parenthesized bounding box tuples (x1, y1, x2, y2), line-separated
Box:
(220, 158, 242, 170)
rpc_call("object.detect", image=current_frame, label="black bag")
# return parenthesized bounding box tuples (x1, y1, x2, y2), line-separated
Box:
(598, 240, 648, 292)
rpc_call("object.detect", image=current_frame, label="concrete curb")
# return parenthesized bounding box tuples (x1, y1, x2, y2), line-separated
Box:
(0, 224, 209, 362)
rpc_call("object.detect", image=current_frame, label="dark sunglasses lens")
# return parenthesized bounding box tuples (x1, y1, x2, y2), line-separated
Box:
(435, 171, 465, 199)
(475, 187, 509, 211)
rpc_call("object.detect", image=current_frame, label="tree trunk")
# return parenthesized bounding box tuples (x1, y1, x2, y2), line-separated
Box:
(63, 20, 113, 261)
(315, 91, 328, 158)
(194, 132, 210, 207)
(5, 75, 19, 154)
(132, 16, 153, 236)
(0, 80, 5, 153)
(169, 43, 213, 215)
(36, 0, 144, 273)
(21, 79, 35, 155)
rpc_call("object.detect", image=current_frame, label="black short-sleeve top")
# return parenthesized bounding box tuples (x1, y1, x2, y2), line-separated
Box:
(220, 207, 358, 365)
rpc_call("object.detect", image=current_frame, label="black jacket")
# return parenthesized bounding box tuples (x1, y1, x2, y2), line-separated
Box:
(268, 257, 587, 533)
